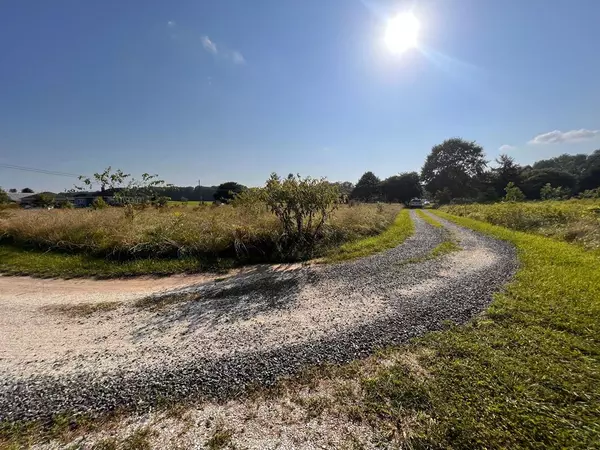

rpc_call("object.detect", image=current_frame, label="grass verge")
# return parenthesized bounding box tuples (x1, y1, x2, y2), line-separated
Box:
(0, 245, 232, 279)
(324, 209, 413, 262)
(371, 210, 599, 448)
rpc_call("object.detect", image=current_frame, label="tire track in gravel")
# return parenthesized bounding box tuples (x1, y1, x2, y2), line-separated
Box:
(0, 211, 518, 421)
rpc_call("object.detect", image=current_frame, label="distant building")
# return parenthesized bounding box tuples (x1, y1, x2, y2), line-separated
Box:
(6, 192, 38, 206)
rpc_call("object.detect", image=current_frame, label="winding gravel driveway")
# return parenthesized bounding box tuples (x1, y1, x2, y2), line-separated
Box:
(0, 211, 517, 421)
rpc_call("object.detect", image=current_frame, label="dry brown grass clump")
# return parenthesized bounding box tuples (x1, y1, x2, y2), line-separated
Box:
(0, 203, 401, 261)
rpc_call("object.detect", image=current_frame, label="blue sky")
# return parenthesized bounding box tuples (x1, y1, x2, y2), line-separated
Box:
(1, 0, 599, 192)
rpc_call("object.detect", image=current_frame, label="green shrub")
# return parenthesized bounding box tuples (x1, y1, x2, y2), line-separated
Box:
(92, 197, 108, 210)
(504, 182, 525, 202)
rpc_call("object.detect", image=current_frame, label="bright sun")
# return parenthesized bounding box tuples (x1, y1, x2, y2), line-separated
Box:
(385, 12, 420, 54)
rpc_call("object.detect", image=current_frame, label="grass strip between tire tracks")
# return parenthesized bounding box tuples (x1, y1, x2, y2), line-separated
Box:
(415, 209, 442, 227)
(323, 208, 414, 263)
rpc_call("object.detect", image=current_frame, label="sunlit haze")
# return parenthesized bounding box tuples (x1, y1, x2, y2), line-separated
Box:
(384, 12, 420, 54)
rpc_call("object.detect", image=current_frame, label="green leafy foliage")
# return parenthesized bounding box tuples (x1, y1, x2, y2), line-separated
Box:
(213, 181, 246, 203)
(351, 171, 381, 201)
(380, 172, 421, 203)
(504, 181, 525, 202)
(421, 138, 487, 199)
(35, 193, 55, 208)
(0, 188, 9, 204)
(92, 197, 108, 210)
(261, 173, 340, 256)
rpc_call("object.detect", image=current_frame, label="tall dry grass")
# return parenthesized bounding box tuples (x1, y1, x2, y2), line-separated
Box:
(0, 204, 401, 261)
(442, 199, 600, 252)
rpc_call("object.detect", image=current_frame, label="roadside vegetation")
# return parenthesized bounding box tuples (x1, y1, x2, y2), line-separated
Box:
(442, 198, 600, 252)
(0, 174, 403, 277)
(324, 208, 413, 262)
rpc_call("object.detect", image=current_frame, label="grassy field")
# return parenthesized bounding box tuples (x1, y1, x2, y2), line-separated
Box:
(442, 199, 600, 252)
(0, 204, 403, 278)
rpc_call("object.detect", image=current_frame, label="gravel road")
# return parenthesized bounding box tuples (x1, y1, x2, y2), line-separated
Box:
(0, 211, 517, 421)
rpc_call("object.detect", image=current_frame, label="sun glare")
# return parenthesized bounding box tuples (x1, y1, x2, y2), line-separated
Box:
(385, 12, 420, 54)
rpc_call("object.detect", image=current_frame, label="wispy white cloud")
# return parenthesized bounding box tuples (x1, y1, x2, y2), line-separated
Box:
(167, 20, 176, 27)
(529, 129, 600, 145)
(201, 36, 218, 54)
(499, 144, 516, 152)
(230, 50, 246, 65)
(200, 35, 245, 64)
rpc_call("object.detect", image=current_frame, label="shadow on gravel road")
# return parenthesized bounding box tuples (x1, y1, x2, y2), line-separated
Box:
(131, 265, 306, 339)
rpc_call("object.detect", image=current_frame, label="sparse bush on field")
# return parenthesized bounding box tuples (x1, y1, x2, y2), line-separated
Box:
(442, 199, 600, 251)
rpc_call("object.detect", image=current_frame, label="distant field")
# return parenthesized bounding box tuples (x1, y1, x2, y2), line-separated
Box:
(441, 199, 600, 252)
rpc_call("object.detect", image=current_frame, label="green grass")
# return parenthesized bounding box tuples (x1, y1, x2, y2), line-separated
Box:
(415, 209, 442, 227)
(0, 245, 232, 279)
(324, 209, 414, 262)
(395, 238, 460, 268)
(354, 210, 600, 448)
(441, 199, 600, 252)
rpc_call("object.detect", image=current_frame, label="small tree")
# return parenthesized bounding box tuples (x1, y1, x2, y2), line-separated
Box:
(153, 196, 170, 207)
(21, 187, 34, 193)
(262, 173, 340, 255)
(35, 193, 55, 208)
(8, 188, 17, 193)
(540, 183, 569, 200)
(57, 199, 74, 209)
(92, 197, 108, 210)
(0, 188, 9, 204)
(504, 182, 525, 202)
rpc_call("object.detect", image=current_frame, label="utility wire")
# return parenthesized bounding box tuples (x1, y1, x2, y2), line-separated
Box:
(0, 163, 81, 178)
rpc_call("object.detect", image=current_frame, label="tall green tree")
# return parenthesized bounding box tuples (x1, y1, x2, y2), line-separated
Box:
(351, 171, 381, 201)
(492, 154, 522, 197)
(521, 169, 577, 199)
(380, 172, 421, 203)
(533, 153, 589, 176)
(421, 138, 487, 199)
(580, 149, 600, 191)
(213, 182, 247, 203)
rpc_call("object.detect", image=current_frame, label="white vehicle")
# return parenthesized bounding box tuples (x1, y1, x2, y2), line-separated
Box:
(408, 198, 423, 208)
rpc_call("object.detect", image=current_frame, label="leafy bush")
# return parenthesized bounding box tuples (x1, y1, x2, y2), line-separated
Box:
(92, 197, 108, 210)
(504, 181, 525, 202)
(0, 188, 9, 204)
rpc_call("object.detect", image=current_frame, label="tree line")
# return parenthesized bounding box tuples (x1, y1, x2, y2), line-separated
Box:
(349, 138, 600, 204)
(3, 139, 600, 207)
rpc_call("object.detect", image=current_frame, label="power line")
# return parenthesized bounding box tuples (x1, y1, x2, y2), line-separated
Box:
(0, 163, 81, 178)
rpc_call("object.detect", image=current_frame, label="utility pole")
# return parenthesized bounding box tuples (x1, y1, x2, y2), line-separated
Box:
(198, 179, 202, 202)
